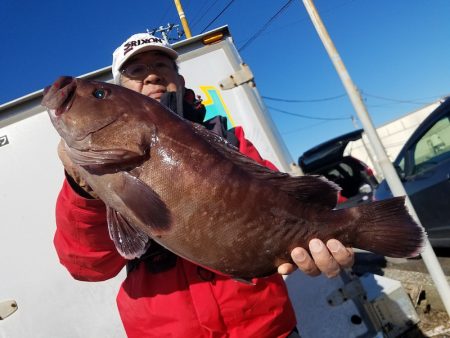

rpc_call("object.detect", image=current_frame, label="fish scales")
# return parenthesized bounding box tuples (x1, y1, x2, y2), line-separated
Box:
(42, 76, 426, 279)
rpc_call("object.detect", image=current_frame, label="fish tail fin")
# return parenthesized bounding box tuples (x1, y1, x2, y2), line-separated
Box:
(342, 197, 426, 258)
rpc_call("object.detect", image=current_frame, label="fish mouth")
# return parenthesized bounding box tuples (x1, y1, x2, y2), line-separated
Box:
(42, 76, 77, 116)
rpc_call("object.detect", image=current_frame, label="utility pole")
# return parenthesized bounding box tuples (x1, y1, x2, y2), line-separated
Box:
(173, 0, 192, 39)
(301, 0, 450, 316)
(148, 24, 180, 44)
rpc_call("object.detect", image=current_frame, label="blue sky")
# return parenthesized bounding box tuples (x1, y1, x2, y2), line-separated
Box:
(1, 0, 450, 160)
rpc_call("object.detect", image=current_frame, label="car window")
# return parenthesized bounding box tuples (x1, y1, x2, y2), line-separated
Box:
(324, 163, 355, 180)
(412, 115, 450, 174)
(322, 162, 361, 198)
(339, 163, 354, 177)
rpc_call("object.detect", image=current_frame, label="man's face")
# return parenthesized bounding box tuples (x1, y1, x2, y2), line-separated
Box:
(120, 51, 184, 101)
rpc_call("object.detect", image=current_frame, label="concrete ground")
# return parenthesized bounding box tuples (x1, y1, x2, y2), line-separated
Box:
(353, 250, 450, 337)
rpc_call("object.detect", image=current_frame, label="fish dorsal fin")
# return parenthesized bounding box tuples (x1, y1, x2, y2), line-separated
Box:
(107, 207, 151, 259)
(190, 123, 340, 208)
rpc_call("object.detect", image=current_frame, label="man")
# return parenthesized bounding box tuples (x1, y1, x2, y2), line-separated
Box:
(54, 33, 354, 337)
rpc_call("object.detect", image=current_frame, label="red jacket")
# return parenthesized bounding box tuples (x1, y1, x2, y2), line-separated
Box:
(54, 126, 297, 338)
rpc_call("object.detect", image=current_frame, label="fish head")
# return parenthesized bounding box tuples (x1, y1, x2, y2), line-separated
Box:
(42, 76, 157, 170)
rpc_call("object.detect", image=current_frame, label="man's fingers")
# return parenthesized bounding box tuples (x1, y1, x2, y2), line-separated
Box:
(291, 247, 321, 277)
(309, 239, 340, 278)
(57, 139, 97, 198)
(283, 239, 355, 278)
(326, 239, 354, 269)
(277, 263, 296, 275)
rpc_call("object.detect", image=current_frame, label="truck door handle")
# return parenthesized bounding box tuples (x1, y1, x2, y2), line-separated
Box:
(0, 300, 18, 320)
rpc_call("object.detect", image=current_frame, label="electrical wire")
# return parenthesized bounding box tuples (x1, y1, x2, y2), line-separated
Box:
(200, 0, 236, 33)
(281, 120, 333, 135)
(238, 0, 294, 52)
(191, 0, 221, 29)
(264, 91, 447, 108)
(236, 0, 356, 44)
(158, 2, 172, 25)
(263, 93, 346, 103)
(361, 91, 444, 105)
(267, 105, 350, 121)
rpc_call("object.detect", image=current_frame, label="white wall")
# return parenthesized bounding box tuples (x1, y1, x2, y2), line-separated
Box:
(0, 110, 126, 338)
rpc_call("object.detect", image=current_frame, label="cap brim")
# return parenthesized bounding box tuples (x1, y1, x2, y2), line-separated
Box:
(117, 45, 178, 71)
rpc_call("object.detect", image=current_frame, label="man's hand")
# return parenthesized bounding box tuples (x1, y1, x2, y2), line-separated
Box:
(278, 239, 354, 278)
(57, 139, 97, 198)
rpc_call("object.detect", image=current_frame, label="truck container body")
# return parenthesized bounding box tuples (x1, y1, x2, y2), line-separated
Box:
(0, 26, 299, 337)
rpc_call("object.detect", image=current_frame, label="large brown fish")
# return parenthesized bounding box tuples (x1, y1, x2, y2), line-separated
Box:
(42, 76, 425, 279)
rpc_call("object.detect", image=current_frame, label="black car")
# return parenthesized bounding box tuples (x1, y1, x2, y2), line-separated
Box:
(298, 129, 379, 209)
(375, 97, 450, 248)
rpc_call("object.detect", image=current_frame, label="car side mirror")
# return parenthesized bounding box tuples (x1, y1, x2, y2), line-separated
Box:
(394, 164, 406, 180)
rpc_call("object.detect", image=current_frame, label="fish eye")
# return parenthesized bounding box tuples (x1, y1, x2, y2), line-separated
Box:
(93, 88, 108, 99)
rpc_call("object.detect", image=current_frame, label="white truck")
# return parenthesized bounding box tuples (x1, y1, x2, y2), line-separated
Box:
(0, 26, 416, 337)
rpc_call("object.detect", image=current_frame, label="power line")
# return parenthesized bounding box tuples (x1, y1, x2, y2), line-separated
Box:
(191, 0, 221, 29)
(281, 120, 332, 135)
(361, 91, 442, 105)
(264, 91, 447, 107)
(200, 0, 236, 33)
(238, 0, 294, 52)
(263, 93, 346, 103)
(158, 2, 172, 25)
(236, 0, 356, 44)
(267, 105, 350, 121)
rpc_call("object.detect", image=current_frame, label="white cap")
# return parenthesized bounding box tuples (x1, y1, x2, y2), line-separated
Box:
(112, 33, 178, 84)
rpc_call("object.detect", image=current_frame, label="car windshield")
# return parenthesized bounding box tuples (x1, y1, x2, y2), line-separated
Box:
(412, 115, 450, 175)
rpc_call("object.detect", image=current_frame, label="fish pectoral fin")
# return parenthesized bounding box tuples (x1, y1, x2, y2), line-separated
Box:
(107, 207, 151, 259)
(110, 171, 173, 234)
